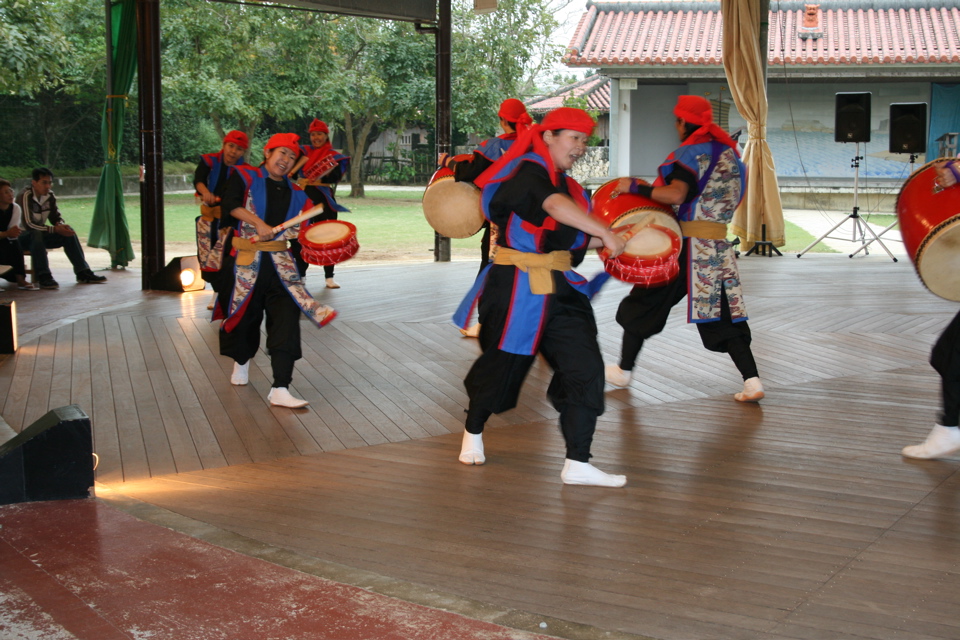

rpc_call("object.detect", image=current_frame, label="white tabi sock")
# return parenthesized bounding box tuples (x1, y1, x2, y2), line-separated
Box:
(902, 424, 960, 459)
(734, 376, 764, 402)
(267, 387, 309, 408)
(561, 459, 626, 487)
(231, 361, 249, 386)
(459, 430, 485, 465)
(604, 365, 632, 388)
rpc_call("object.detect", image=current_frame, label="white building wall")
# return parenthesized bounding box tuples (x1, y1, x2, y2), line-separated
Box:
(610, 79, 936, 180)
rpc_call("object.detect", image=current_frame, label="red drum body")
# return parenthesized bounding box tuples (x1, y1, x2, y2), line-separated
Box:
(896, 159, 960, 301)
(303, 152, 339, 182)
(298, 220, 359, 266)
(591, 179, 682, 287)
(422, 154, 485, 239)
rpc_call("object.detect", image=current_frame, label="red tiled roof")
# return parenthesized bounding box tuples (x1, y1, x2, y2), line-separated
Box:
(525, 74, 611, 113)
(563, 1, 960, 68)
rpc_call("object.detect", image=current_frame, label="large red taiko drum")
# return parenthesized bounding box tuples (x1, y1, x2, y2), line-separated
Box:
(896, 159, 960, 302)
(591, 178, 682, 287)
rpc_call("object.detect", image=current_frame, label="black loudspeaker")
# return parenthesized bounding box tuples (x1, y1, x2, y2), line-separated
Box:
(889, 102, 928, 154)
(835, 92, 871, 143)
(0, 301, 17, 353)
(0, 405, 94, 505)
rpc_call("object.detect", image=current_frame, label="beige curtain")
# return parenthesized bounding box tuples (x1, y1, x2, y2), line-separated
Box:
(721, 0, 785, 251)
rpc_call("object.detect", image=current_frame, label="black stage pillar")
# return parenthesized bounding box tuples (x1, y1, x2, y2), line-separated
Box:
(136, 0, 165, 289)
(433, 0, 452, 262)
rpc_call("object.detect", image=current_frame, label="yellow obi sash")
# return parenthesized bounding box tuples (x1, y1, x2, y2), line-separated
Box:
(231, 237, 289, 266)
(493, 247, 573, 295)
(679, 220, 727, 240)
(200, 204, 221, 220)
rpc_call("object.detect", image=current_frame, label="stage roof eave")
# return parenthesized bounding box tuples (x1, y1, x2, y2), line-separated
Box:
(239, 0, 436, 23)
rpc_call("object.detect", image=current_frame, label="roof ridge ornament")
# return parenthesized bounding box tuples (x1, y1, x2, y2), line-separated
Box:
(799, 3, 824, 40)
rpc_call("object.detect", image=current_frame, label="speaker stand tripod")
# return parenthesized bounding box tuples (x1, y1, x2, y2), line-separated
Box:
(849, 153, 917, 258)
(744, 223, 782, 257)
(797, 144, 898, 261)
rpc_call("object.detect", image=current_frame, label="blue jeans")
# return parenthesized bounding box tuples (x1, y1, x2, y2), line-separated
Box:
(19, 229, 91, 280)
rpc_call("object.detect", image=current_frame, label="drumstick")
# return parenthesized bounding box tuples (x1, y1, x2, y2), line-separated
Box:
(249, 202, 326, 243)
(598, 220, 652, 262)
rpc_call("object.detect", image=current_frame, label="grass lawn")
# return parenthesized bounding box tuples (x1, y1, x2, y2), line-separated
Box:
(779, 219, 837, 254)
(57, 188, 840, 260)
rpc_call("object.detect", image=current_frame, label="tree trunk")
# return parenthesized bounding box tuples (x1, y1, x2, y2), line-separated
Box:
(211, 113, 224, 140)
(345, 109, 378, 198)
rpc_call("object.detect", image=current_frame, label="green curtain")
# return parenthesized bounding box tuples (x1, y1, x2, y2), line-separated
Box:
(89, 0, 137, 268)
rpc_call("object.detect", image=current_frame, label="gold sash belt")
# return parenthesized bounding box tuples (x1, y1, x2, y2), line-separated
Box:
(679, 220, 728, 240)
(493, 247, 572, 295)
(296, 178, 334, 189)
(232, 237, 289, 266)
(200, 204, 222, 221)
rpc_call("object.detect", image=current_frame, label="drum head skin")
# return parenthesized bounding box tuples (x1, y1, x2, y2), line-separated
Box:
(917, 214, 960, 302)
(625, 226, 675, 259)
(422, 176, 485, 239)
(305, 221, 352, 244)
(615, 211, 682, 246)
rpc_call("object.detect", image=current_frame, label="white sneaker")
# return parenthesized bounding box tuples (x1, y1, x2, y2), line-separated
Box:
(268, 387, 309, 408)
(459, 323, 480, 338)
(902, 424, 960, 459)
(734, 376, 764, 402)
(561, 459, 626, 487)
(231, 361, 249, 385)
(605, 364, 632, 388)
(325, 278, 340, 289)
(458, 430, 485, 465)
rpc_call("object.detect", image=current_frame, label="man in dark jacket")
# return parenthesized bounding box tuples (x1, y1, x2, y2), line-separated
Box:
(18, 167, 106, 289)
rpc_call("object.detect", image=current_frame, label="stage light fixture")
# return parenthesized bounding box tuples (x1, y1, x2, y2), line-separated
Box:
(150, 256, 205, 292)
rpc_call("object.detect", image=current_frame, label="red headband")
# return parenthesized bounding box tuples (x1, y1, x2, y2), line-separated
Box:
(264, 133, 301, 156)
(673, 95, 713, 126)
(540, 107, 596, 136)
(477, 107, 595, 187)
(673, 95, 740, 155)
(222, 130, 249, 150)
(308, 119, 329, 134)
(498, 98, 528, 123)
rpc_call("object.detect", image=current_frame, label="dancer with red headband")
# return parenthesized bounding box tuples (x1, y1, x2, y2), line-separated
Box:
(452, 107, 628, 487)
(439, 98, 533, 337)
(902, 156, 960, 460)
(288, 118, 350, 289)
(216, 133, 336, 409)
(194, 130, 252, 306)
(605, 95, 764, 403)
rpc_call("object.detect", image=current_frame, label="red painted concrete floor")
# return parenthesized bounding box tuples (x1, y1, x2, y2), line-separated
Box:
(0, 499, 556, 640)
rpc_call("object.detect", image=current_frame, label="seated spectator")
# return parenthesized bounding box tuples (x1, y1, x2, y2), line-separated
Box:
(17, 167, 107, 289)
(0, 179, 37, 290)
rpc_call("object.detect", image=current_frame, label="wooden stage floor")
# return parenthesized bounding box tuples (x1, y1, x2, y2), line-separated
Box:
(3, 254, 960, 640)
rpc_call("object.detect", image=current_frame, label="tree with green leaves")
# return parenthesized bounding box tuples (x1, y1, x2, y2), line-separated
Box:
(0, 0, 110, 169)
(0, 0, 70, 97)
(160, 0, 341, 158)
(447, 0, 568, 140)
(330, 18, 434, 196)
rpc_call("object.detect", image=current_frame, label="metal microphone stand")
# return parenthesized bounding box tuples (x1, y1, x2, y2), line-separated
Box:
(797, 143, 898, 261)
(849, 153, 917, 258)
